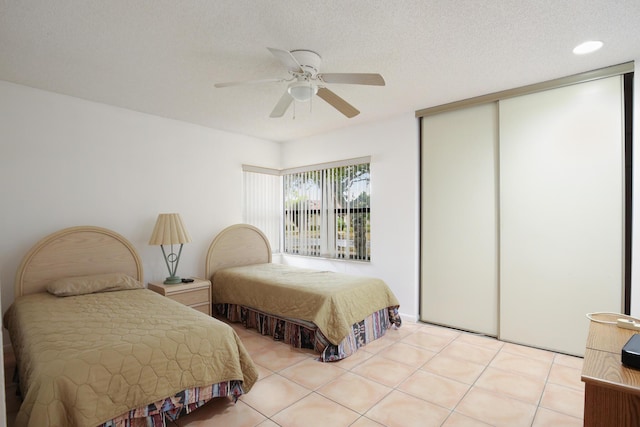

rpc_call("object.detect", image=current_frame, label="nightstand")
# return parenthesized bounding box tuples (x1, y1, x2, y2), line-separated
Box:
(148, 278, 211, 316)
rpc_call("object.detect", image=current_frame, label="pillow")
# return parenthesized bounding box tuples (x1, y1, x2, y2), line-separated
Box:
(47, 273, 143, 297)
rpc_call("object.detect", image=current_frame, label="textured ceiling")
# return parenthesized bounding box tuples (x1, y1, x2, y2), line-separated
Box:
(1, 1, 639, 142)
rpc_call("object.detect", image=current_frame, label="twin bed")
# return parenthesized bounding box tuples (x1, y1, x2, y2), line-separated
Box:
(205, 224, 401, 362)
(4, 226, 258, 427)
(5, 223, 401, 426)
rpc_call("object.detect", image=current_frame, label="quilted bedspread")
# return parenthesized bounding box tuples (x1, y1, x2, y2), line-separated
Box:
(4, 289, 258, 427)
(212, 263, 400, 345)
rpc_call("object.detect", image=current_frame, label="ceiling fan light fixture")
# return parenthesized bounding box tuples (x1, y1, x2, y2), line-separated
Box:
(288, 81, 318, 102)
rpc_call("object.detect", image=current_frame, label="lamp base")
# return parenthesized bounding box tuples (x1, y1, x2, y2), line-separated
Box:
(164, 276, 182, 285)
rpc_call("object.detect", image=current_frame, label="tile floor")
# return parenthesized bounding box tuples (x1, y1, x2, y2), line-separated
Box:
(4, 320, 585, 427)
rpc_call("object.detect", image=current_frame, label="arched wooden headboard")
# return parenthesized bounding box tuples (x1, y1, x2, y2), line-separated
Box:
(205, 224, 272, 280)
(15, 226, 143, 297)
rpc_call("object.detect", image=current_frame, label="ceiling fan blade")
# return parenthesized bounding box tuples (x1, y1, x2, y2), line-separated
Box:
(267, 47, 304, 73)
(319, 73, 386, 86)
(316, 87, 360, 118)
(214, 78, 284, 88)
(270, 90, 293, 118)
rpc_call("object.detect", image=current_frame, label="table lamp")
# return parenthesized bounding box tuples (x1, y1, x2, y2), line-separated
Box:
(149, 213, 192, 284)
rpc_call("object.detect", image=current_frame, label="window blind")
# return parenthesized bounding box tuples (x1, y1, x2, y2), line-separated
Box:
(283, 160, 371, 261)
(242, 166, 281, 252)
(243, 156, 372, 261)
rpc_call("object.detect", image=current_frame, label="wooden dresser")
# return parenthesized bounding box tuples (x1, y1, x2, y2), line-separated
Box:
(581, 320, 640, 425)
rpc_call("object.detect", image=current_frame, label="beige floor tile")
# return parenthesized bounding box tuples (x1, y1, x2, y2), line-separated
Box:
(174, 398, 266, 427)
(532, 407, 583, 427)
(360, 334, 396, 354)
(389, 321, 423, 339)
(279, 357, 346, 390)
(490, 350, 552, 380)
(376, 341, 436, 368)
(350, 416, 385, 426)
(474, 366, 545, 404)
(546, 363, 584, 391)
(317, 371, 391, 414)
(380, 325, 409, 341)
(439, 340, 500, 366)
(294, 345, 319, 357)
(442, 412, 494, 426)
(539, 383, 584, 419)
(253, 363, 274, 382)
(398, 369, 470, 409)
(332, 347, 374, 370)
(249, 342, 311, 372)
(350, 354, 417, 387)
(500, 342, 555, 363)
(422, 353, 487, 384)
(401, 330, 456, 352)
(237, 334, 273, 353)
(455, 387, 537, 427)
(365, 390, 451, 427)
(422, 324, 463, 340)
(455, 333, 504, 352)
(239, 374, 310, 417)
(553, 353, 584, 370)
(271, 392, 359, 427)
(256, 420, 280, 427)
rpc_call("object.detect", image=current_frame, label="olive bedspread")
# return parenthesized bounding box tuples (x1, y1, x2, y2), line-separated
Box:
(212, 263, 400, 345)
(4, 289, 258, 427)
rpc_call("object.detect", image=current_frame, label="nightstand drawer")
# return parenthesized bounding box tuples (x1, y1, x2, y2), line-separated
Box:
(169, 288, 209, 306)
(192, 302, 211, 316)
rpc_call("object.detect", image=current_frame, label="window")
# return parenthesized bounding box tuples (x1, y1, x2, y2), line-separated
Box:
(243, 157, 372, 261)
(283, 157, 371, 261)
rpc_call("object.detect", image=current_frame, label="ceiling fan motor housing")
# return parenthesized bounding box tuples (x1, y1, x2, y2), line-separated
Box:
(290, 49, 322, 76)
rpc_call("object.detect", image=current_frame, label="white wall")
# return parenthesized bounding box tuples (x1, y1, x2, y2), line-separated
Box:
(0, 81, 281, 324)
(280, 115, 420, 321)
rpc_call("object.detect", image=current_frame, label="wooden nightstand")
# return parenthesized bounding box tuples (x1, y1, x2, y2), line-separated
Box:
(148, 278, 211, 316)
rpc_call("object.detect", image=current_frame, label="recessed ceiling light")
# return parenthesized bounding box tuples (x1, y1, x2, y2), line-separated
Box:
(573, 40, 603, 55)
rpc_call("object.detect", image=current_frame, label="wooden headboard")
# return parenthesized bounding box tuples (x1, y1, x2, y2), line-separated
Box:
(15, 226, 144, 297)
(205, 224, 272, 280)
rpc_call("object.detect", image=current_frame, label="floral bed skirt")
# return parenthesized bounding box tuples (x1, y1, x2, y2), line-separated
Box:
(98, 381, 245, 427)
(215, 303, 402, 361)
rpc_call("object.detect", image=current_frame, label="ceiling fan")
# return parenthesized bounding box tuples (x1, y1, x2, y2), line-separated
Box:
(214, 47, 385, 118)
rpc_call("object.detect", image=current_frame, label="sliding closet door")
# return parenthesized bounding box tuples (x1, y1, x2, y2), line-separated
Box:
(499, 76, 624, 356)
(421, 103, 498, 336)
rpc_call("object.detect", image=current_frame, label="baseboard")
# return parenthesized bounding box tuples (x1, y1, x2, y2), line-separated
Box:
(399, 312, 417, 323)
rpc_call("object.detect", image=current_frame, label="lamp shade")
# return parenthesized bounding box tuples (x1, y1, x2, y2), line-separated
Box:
(148, 213, 192, 246)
